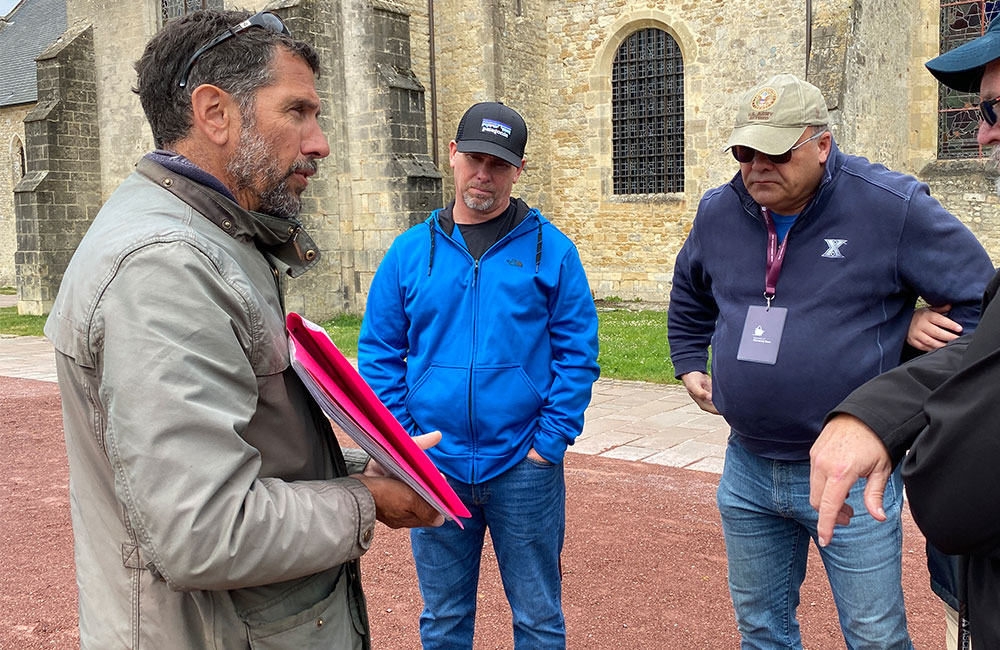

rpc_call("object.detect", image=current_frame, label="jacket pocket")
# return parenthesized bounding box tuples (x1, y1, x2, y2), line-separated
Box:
(236, 567, 362, 650)
(405, 364, 470, 444)
(473, 364, 543, 457)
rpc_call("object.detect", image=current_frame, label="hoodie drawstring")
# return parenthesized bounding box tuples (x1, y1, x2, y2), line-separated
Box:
(427, 220, 436, 276)
(535, 220, 542, 273)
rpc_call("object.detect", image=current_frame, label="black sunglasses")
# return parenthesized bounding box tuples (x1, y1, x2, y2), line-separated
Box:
(177, 11, 290, 89)
(731, 130, 825, 165)
(980, 95, 1000, 126)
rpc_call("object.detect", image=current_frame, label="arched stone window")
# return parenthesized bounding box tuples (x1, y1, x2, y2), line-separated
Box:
(10, 136, 25, 183)
(938, 1, 1000, 158)
(161, 0, 224, 24)
(611, 27, 684, 194)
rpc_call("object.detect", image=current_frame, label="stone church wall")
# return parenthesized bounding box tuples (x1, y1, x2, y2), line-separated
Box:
(1, 104, 31, 288)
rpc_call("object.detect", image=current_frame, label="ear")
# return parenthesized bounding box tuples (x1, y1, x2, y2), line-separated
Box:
(817, 131, 832, 165)
(512, 159, 526, 183)
(189, 84, 240, 147)
(448, 140, 458, 168)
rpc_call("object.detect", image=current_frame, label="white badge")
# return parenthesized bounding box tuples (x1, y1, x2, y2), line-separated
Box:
(736, 305, 788, 365)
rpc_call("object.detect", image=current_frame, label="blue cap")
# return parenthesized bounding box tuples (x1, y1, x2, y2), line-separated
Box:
(926, 18, 1000, 93)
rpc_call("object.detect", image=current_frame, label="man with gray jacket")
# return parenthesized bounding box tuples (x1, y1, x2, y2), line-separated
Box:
(44, 10, 441, 649)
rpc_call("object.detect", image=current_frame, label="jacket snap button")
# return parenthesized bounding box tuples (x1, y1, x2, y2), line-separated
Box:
(162, 178, 172, 187)
(305, 249, 316, 261)
(222, 220, 232, 229)
(363, 528, 373, 543)
(316, 618, 324, 628)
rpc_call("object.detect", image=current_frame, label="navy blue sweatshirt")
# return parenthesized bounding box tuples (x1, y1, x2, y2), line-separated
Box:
(668, 141, 994, 460)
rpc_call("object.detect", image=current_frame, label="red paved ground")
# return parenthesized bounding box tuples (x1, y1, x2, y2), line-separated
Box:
(1, 375, 945, 649)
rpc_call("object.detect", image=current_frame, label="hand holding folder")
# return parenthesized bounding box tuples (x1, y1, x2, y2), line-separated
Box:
(286, 313, 471, 528)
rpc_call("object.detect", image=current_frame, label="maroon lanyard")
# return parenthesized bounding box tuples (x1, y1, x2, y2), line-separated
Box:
(761, 207, 786, 309)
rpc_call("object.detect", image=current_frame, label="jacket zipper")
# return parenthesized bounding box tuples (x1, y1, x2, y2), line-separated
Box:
(469, 257, 480, 483)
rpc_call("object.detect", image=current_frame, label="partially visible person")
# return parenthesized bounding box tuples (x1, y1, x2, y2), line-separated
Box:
(669, 73, 993, 649)
(45, 10, 441, 649)
(810, 20, 1000, 649)
(358, 102, 599, 649)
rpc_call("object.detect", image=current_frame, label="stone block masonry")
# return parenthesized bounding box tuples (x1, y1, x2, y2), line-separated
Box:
(14, 23, 101, 315)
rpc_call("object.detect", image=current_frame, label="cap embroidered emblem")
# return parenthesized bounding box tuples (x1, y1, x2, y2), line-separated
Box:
(750, 87, 778, 111)
(481, 118, 512, 139)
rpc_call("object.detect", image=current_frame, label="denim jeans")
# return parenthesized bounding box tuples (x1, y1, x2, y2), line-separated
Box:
(410, 456, 566, 650)
(717, 437, 913, 650)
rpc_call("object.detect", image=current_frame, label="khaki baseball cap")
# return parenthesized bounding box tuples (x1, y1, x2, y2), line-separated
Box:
(725, 73, 829, 155)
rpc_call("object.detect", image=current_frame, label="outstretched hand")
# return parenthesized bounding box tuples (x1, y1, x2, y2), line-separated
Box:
(354, 431, 446, 529)
(808, 414, 892, 546)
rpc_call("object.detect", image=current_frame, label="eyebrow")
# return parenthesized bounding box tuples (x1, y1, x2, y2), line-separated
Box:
(285, 97, 322, 116)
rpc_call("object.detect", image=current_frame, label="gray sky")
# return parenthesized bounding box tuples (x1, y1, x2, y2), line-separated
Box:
(0, 0, 19, 18)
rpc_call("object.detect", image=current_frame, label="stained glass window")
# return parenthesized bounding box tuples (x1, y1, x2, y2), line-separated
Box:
(939, 1, 1000, 158)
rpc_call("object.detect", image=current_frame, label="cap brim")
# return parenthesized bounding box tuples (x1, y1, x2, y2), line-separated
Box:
(455, 139, 523, 167)
(926, 31, 1000, 93)
(725, 124, 808, 155)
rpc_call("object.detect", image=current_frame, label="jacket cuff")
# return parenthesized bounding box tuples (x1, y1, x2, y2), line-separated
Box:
(532, 428, 569, 464)
(672, 357, 708, 379)
(339, 477, 377, 552)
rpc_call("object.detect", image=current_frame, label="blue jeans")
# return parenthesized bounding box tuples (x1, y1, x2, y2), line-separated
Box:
(717, 437, 913, 650)
(410, 456, 566, 650)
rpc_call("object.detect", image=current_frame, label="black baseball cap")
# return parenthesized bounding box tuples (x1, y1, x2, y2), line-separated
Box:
(926, 17, 1000, 92)
(454, 102, 527, 167)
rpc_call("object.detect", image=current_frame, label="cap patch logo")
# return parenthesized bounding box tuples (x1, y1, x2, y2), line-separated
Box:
(750, 87, 778, 111)
(481, 118, 511, 139)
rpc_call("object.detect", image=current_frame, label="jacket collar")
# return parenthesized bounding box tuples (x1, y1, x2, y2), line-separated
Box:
(435, 197, 534, 237)
(731, 138, 842, 219)
(135, 157, 321, 278)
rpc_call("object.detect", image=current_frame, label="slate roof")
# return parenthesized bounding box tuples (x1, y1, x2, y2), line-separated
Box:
(0, 0, 68, 107)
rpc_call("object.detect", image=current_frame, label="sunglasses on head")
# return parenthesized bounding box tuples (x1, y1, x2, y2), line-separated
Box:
(177, 11, 290, 89)
(980, 95, 1000, 126)
(731, 129, 825, 165)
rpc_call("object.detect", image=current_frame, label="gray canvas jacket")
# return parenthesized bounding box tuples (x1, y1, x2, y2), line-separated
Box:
(45, 158, 376, 649)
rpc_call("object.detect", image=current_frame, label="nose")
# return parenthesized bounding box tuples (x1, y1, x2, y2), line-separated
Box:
(978, 117, 1000, 148)
(750, 150, 775, 171)
(303, 118, 330, 159)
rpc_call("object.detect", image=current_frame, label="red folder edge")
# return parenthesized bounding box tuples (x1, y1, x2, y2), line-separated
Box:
(286, 313, 470, 526)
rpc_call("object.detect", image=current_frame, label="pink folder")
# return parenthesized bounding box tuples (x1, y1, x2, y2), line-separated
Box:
(286, 312, 470, 527)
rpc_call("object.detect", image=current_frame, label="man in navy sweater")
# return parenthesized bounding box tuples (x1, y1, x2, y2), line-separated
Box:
(668, 73, 993, 649)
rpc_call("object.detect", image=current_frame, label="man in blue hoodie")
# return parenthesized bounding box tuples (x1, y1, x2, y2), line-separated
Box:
(358, 102, 600, 650)
(668, 73, 993, 649)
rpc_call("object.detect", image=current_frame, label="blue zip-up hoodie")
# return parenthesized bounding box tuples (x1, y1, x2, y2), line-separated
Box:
(668, 141, 994, 460)
(359, 198, 600, 484)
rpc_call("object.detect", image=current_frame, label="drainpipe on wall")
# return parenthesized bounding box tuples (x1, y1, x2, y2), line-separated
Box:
(428, 0, 439, 166)
(805, 0, 813, 77)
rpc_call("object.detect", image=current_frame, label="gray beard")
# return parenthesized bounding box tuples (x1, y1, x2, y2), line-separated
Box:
(462, 189, 495, 212)
(991, 147, 1000, 200)
(226, 121, 303, 219)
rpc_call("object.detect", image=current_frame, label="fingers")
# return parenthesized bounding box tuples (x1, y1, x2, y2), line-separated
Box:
(862, 472, 889, 523)
(412, 430, 442, 450)
(908, 305, 961, 350)
(354, 475, 446, 529)
(812, 473, 855, 547)
(680, 372, 719, 414)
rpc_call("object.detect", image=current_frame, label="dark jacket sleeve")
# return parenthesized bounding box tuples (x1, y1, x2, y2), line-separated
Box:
(668, 201, 718, 378)
(896, 183, 994, 330)
(901, 271, 1000, 557)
